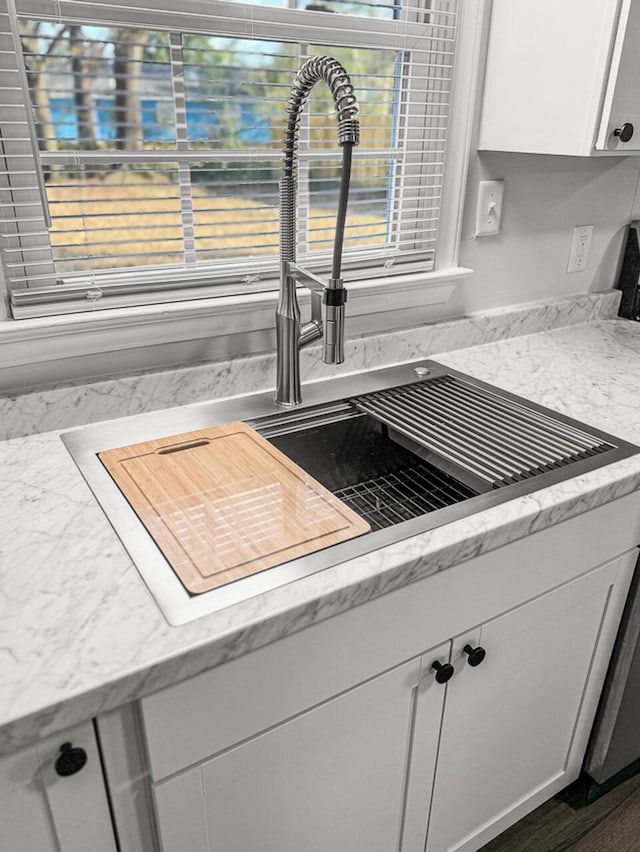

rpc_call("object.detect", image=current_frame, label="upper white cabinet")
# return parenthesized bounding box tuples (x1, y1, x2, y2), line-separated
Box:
(479, 0, 640, 156)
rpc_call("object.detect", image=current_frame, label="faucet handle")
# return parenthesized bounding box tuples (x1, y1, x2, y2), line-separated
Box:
(310, 287, 322, 325)
(289, 262, 325, 347)
(289, 261, 325, 293)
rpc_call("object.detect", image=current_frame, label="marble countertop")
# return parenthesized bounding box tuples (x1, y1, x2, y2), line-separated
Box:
(4, 315, 640, 756)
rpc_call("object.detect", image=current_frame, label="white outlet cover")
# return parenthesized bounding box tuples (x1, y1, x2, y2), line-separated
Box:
(567, 225, 594, 273)
(476, 180, 504, 237)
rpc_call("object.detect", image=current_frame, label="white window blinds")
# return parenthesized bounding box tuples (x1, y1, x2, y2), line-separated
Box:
(0, 0, 458, 318)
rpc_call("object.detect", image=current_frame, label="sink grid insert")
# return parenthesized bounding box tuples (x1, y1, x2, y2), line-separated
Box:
(333, 462, 478, 532)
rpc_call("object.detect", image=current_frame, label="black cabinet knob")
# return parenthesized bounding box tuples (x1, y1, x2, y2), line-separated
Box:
(431, 660, 455, 684)
(55, 742, 88, 777)
(463, 644, 487, 667)
(614, 123, 634, 143)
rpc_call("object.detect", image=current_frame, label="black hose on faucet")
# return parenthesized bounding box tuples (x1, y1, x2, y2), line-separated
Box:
(332, 143, 353, 280)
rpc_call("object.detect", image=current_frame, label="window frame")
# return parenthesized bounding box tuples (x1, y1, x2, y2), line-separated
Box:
(0, 0, 483, 377)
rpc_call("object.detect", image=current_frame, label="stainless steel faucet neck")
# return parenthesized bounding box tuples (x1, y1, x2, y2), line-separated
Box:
(275, 56, 360, 407)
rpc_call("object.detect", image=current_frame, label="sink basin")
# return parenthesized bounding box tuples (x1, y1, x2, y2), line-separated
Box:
(260, 413, 480, 532)
(62, 361, 639, 625)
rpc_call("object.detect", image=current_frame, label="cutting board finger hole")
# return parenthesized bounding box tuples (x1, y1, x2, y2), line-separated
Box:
(157, 440, 211, 455)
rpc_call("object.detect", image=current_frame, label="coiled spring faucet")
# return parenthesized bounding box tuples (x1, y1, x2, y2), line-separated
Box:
(275, 56, 360, 407)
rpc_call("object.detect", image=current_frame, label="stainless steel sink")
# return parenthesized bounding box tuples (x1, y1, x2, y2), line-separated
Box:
(61, 361, 639, 625)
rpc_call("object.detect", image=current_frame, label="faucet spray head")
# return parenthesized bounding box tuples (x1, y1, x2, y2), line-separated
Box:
(323, 277, 347, 364)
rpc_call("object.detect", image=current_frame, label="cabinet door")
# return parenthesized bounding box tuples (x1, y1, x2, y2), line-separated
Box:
(597, 0, 640, 151)
(425, 555, 631, 852)
(0, 743, 59, 852)
(152, 649, 448, 852)
(0, 721, 117, 852)
(478, 0, 620, 155)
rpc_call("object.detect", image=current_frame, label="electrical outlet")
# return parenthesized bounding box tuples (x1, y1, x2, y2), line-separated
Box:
(567, 225, 594, 273)
(475, 180, 504, 236)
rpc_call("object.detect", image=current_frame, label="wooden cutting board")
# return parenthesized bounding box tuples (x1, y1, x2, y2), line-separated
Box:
(99, 422, 370, 595)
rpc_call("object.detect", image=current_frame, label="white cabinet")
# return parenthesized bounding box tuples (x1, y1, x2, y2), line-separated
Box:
(425, 561, 623, 852)
(0, 721, 117, 852)
(136, 494, 640, 852)
(153, 651, 447, 852)
(144, 554, 632, 852)
(479, 0, 640, 156)
(598, 0, 640, 151)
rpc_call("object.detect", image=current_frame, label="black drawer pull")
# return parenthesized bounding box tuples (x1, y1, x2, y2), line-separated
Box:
(614, 123, 634, 143)
(55, 742, 88, 777)
(431, 660, 455, 684)
(463, 644, 487, 667)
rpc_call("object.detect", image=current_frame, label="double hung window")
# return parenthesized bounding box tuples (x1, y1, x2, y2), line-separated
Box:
(0, 0, 459, 317)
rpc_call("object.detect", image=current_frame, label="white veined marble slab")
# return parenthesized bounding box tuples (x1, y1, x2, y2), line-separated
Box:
(1, 290, 621, 440)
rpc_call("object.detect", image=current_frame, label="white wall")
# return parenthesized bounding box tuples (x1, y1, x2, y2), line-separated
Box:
(430, 0, 640, 320)
(451, 151, 640, 315)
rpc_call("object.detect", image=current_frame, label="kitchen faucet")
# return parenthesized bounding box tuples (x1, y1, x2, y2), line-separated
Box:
(275, 56, 360, 407)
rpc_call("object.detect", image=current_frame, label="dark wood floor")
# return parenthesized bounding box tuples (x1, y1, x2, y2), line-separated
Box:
(481, 772, 640, 852)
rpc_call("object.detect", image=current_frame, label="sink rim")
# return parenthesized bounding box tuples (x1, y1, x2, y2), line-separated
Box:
(61, 360, 639, 626)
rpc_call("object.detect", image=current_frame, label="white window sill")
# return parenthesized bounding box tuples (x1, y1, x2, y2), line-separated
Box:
(1, 267, 472, 371)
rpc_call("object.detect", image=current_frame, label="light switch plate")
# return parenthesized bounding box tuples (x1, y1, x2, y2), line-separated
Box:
(475, 179, 504, 236)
